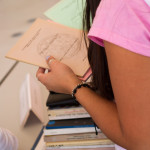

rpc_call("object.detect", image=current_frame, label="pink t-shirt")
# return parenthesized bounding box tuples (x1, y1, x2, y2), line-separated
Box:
(88, 0, 150, 57)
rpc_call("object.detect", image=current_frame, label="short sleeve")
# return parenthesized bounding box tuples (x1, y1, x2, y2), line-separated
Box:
(88, 0, 150, 57)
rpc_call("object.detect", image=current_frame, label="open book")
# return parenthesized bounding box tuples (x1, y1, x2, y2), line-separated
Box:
(20, 73, 44, 127)
(5, 18, 89, 77)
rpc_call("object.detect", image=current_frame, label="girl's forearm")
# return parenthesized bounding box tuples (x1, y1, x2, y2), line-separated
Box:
(75, 87, 127, 148)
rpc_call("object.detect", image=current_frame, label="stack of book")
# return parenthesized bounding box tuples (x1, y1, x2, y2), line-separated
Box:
(43, 92, 115, 150)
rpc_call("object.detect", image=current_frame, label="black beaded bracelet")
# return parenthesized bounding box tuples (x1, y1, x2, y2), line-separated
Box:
(71, 82, 91, 98)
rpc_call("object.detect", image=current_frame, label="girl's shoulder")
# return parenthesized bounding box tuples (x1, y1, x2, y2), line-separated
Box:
(88, 0, 150, 57)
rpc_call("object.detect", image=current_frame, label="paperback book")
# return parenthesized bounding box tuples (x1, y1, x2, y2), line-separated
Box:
(45, 118, 95, 129)
(20, 73, 44, 126)
(44, 0, 86, 29)
(44, 132, 107, 142)
(46, 92, 80, 108)
(44, 127, 100, 136)
(46, 139, 114, 147)
(47, 106, 90, 120)
(5, 18, 89, 77)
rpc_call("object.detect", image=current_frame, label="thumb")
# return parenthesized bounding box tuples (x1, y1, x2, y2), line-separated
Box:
(46, 56, 57, 68)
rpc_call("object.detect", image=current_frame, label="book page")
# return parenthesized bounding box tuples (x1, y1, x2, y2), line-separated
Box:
(5, 18, 89, 77)
(19, 73, 44, 127)
(29, 74, 44, 123)
(19, 74, 31, 126)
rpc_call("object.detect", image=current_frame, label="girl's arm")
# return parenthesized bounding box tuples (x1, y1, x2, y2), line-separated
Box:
(36, 41, 150, 149)
(103, 41, 150, 150)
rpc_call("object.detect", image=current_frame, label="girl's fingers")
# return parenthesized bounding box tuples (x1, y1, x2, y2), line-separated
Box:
(36, 67, 45, 76)
(46, 56, 57, 69)
(36, 67, 46, 81)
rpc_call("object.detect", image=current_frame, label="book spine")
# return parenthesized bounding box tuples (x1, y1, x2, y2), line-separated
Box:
(46, 145, 115, 150)
(48, 112, 90, 120)
(48, 106, 88, 115)
(44, 132, 106, 142)
(44, 127, 101, 136)
(46, 139, 114, 147)
(46, 124, 95, 129)
(48, 107, 90, 120)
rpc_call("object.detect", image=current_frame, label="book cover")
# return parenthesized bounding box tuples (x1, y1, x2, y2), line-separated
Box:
(46, 92, 77, 104)
(79, 68, 92, 82)
(47, 99, 80, 108)
(44, 0, 86, 29)
(45, 118, 94, 129)
(5, 18, 89, 77)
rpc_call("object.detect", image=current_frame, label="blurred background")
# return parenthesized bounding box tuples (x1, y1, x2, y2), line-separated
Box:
(0, 0, 59, 81)
(0, 0, 59, 149)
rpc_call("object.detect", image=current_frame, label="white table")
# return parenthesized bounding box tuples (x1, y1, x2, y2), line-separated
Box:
(0, 62, 49, 150)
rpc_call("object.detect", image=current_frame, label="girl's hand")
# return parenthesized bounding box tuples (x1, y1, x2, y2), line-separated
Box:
(36, 56, 82, 94)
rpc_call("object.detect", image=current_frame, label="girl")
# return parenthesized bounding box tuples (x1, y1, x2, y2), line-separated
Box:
(36, 0, 150, 149)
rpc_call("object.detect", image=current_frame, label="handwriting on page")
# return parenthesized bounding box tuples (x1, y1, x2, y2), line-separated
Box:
(22, 29, 41, 51)
(37, 33, 80, 61)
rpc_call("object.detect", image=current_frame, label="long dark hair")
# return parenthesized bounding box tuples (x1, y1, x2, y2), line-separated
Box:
(83, 0, 114, 100)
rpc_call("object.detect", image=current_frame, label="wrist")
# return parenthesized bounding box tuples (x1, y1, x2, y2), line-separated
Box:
(68, 79, 82, 95)
(71, 82, 91, 99)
